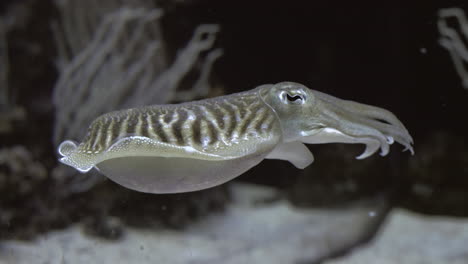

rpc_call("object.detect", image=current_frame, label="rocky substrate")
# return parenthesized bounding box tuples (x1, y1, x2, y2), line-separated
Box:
(3, 184, 465, 264)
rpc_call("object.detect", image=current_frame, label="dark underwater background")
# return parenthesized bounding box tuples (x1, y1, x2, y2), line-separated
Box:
(0, 1, 467, 263)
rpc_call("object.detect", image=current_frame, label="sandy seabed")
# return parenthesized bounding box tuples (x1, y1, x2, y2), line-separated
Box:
(1, 184, 467, 264)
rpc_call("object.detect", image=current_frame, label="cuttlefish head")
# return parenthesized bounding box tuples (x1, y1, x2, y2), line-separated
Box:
(260, 82, 414, 159)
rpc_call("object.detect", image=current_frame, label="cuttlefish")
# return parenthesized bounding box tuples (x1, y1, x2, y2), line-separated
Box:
(58, 82, 414, 194)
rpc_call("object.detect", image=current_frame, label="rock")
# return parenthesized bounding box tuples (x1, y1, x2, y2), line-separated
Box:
(325, 209, 468, 264)
(0, 183, 390, 264)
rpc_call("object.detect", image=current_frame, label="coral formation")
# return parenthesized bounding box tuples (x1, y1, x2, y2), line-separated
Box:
(52, 0, 222, 146)
(438, 8, 468, 90)
(0, 0, 227, 240)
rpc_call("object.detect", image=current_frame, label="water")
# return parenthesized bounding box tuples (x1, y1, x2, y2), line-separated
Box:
(1, 1, 467, 263)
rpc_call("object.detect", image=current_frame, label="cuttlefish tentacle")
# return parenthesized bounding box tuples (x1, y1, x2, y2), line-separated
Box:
(313, 90, 407, 128)
(304, 89, 414, 158)
(58, 81, 413, 194)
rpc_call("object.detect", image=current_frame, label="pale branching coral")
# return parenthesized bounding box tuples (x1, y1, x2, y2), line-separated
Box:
(52, 0, 157, 67)
(52, 0, 222, 146)
(438, 8, 468, 90)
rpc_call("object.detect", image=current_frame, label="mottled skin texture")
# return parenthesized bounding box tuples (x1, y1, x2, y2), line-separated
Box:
(58, 82, 413, 193)
(59, 86, 280, 171)
(82, 86, 278, 157)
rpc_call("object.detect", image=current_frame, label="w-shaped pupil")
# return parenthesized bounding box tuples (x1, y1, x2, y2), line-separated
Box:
(286, 94, 303, 102)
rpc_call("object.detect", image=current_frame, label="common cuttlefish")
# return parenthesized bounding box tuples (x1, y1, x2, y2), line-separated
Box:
(58, 82, 414, 193)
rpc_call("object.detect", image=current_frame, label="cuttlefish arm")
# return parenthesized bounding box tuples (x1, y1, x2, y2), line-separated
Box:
(311, 90, 414, 157)
(57, 82, 413, 194)
(265, 141, 314, 169)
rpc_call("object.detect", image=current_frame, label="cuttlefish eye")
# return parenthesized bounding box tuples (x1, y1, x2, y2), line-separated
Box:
(280, 91, 306, 105)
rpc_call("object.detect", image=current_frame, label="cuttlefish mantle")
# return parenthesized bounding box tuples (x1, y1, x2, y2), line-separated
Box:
(58, 82, 414, 194)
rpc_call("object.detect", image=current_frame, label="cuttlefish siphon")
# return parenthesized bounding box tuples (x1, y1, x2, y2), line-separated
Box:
(58, 82, 414, 194)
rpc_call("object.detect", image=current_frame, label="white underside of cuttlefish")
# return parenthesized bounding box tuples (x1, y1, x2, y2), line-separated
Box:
(58, 82, 414, 194)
